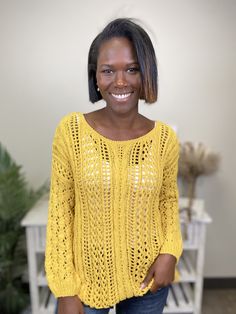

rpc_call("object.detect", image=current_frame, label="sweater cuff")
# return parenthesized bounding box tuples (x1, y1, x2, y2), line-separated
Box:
(159, 241, 183, 263)
(47, 275, 80, 298)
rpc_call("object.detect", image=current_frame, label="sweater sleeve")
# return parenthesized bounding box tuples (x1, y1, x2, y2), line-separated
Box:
(45, 117, 79, 297)
(159, 128, 183, 261)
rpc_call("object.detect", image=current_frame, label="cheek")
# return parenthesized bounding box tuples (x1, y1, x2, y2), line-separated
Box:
(128, 73, 141, 87)
(132, 76, 142, 91)
(96, 74, 110, 90)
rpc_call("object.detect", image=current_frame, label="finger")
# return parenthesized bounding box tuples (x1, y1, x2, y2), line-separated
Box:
(140, 268, 154, 290)
(79, 304, 85, 314)
(149, 281, 161, 293)
(79, 305, 85, 314)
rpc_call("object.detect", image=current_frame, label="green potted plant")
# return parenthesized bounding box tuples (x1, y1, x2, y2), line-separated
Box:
(0, 143, 48, 314)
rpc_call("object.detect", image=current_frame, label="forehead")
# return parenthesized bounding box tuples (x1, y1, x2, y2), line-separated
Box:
(97, 37, 137, 64)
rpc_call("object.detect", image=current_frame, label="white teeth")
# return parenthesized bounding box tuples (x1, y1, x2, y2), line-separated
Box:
(111, 93, 131, 99)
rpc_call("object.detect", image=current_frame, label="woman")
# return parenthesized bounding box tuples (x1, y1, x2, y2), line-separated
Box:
(45, 18, 183, 314)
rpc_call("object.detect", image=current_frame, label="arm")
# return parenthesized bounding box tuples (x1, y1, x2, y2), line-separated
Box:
(141, 128, 182, 292)
(158, 129, 183, 260)
(45, 117, 79, 297)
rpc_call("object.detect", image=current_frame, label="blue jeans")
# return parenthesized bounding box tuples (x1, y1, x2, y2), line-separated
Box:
(83, 287, 169, 314)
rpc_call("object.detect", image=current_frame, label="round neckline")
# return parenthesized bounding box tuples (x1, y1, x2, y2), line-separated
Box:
(79, 112, 158, 144)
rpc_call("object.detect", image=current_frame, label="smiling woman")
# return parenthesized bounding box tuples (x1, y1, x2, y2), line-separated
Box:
(88, 18, 157, 105)
(96, 37, 142, 116)
(45, 18, 182, 314)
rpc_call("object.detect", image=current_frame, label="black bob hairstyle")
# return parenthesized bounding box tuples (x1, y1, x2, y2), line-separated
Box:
(88, 18, 158, 104)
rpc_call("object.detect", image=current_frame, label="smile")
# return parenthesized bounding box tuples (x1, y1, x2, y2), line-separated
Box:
(111, 93, 132, 100)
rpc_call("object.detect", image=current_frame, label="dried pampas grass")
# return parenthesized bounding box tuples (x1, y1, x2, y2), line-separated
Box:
(179, 142, 220, 180)
(178, 142, 220, 225)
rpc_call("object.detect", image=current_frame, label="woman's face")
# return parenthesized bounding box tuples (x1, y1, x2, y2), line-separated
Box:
(96, 37, 142, 115)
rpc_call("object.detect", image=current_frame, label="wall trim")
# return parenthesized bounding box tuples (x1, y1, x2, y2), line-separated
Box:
(204, 277, 236, 289)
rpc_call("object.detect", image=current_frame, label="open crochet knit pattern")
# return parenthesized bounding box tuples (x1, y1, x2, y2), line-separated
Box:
(45, 112, 183, 308)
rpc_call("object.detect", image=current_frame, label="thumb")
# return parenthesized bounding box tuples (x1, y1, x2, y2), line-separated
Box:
(140, 267, 154, 290)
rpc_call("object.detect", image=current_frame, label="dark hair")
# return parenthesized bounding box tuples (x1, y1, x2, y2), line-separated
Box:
(88, 18, 158, 104)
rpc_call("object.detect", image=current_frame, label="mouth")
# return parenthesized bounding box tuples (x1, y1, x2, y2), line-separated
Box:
(110, 92, 132, 101)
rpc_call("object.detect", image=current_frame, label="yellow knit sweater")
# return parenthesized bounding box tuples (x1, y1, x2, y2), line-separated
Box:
(45, 112, 182, 308)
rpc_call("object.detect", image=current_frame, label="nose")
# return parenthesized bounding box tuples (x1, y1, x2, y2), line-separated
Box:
(114, 71, 128, 87)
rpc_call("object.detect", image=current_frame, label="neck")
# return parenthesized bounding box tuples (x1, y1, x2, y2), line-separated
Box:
(102, 106, 140, 130)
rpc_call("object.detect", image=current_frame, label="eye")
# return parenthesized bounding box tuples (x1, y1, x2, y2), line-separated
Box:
(127, 67, 140, 74)
(101, 69, 113, 74)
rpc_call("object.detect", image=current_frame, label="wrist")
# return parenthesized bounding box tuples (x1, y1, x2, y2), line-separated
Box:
(158, 253, 177, 263)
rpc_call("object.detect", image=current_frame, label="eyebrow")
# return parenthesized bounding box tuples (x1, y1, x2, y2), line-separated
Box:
(99, 62, 139, 67)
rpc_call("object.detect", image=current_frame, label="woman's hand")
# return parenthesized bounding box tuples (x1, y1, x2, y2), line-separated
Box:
(58, 295, 85, 314)
(140, 254, 176, 293)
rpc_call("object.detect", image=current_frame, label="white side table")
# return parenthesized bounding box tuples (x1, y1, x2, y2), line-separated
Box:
(21, 196, 55, 314)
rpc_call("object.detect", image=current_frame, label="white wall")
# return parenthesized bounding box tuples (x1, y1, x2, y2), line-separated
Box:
(0, 0, 235, 277)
